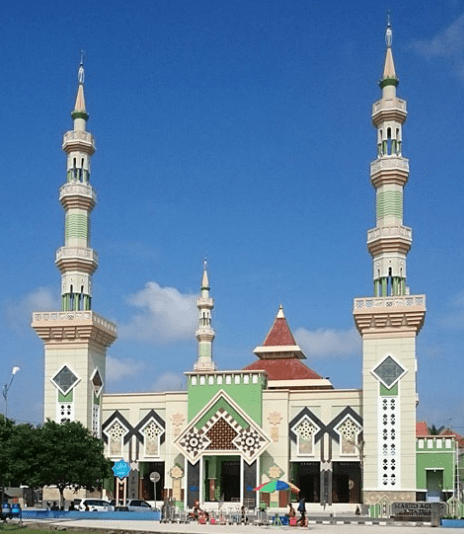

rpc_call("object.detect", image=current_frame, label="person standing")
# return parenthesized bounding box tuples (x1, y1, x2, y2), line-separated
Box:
(297, 496, 306, 526)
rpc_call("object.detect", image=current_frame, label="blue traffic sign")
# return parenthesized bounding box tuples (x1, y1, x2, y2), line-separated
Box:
(112, 459, 131, 479)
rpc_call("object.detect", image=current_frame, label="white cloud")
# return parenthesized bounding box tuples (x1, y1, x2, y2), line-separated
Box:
(106, 355, 146, 382)
(4, 287, 59, 333)
(409, 14, 464, 78)
(152, 371, 186, 391)
(294, 327, 361, 359)
(119, 281, 197, 344)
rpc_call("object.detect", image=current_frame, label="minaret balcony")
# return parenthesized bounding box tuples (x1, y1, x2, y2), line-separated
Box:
(59, 183, 96, 210)
(62, 130, 96, 155)
(55, 246, 99, 273)
(370, 156, 409, 187)
(372, 97, 407, 125)
(353, 294, 426, 335)
(196, 297, 214, 309)
(32, 310, 117, 347)
(195, 328, 215, 341)
(367, 225, 412, 255)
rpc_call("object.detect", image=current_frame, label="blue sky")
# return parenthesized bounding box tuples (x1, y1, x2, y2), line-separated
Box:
(1, 0, 464, 432)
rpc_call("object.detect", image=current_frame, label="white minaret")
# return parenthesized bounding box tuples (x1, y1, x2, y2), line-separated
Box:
(57, 55, 97, 311)
(32, 58, 117, 433)
(194, 260, 216, 371)
(353, 17, 426, 504)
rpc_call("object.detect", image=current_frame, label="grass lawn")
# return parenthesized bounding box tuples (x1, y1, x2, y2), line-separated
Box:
(0, 524, 112, 534)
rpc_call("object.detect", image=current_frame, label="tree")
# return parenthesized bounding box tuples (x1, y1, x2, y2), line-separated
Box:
(9, 423, 43, 488)
(36, 420, 112, 507)
(0, 415, 14, 504)
(428, 424, 445, 435)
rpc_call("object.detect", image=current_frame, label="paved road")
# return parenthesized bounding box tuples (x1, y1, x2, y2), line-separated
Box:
(28, 518, 438, 533)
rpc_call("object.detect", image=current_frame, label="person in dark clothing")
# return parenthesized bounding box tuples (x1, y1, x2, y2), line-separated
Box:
(297, 496, 306, 526)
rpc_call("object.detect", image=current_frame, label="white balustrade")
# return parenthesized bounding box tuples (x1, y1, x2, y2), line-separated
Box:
(354, 295, 426, 310)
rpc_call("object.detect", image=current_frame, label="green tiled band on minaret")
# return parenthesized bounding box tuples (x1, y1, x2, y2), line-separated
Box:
(65, 213, 89, 240)
(376, 191, 403, 219)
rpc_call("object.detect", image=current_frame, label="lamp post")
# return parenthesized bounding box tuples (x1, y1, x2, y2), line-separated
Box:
(2, 367, 20, 419)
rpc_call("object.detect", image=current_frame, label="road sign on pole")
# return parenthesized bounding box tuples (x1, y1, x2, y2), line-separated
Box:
(150, 471, 160, 510)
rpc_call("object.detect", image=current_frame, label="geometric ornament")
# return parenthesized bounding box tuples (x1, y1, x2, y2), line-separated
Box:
(372, 356, 405, 388)
(268, 464, 284, 480)
(178, 428, 211, 460)
(91, 368, 104, 397)
(233, 428, 267, 461)
(174, 390, 272, 465)
(51, 365, 79, 394)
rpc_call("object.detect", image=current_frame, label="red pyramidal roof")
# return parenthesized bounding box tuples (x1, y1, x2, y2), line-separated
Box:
(263, 316, 296, 346)
(243, 358, 322, 380)
(253, 305, 305, 360)
(245, 306, 330, 388)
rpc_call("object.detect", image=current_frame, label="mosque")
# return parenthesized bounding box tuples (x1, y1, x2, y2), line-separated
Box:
(32, 20, 434, 510)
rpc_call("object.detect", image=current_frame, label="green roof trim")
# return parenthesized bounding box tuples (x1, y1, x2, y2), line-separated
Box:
(379, 77, 399, 89)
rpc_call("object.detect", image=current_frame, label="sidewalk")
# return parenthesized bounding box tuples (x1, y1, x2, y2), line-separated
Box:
(24, 517, 434, 533)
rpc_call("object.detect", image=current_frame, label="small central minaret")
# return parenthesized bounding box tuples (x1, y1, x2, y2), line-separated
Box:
(194, 260, 216, 371)
(353, 17, 426, 504)
(32, 58, 117, 433)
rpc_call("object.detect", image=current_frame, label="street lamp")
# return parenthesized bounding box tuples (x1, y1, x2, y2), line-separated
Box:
(2, 367, 20, 419)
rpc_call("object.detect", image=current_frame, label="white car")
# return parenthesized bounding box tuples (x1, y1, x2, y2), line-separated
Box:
(78, 499, 113, 512)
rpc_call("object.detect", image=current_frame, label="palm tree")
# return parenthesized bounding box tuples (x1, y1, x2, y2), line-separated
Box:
(428, 424, 445, 435)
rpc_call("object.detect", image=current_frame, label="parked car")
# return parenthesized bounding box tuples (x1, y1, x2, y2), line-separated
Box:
(78, 499, 113, 512)
(0, 503, 12, 521)
(126, 499, 153, 512)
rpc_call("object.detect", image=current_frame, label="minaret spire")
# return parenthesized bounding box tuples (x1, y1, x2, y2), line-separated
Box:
(56, 56, 98, 311)
(369, 15, 410, 297)
(72, 52, 89, 128)
(194, 259, 216, 371)
(381, 12, 398, 89)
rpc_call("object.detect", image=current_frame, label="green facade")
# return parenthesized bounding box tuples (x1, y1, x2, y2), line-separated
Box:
(187, 374, 266, 424)
(416, 437, 455, 492)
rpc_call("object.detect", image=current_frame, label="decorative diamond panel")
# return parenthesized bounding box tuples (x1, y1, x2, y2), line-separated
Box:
(206, 417, 238, 450)
(91, 369, 103, 397)
(52, 365, 79, 394)
(373, 356, 405, 387)
(174, 390, 271, 465)
(233, 428, 266, 460)
(178, 429, 211, 460)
